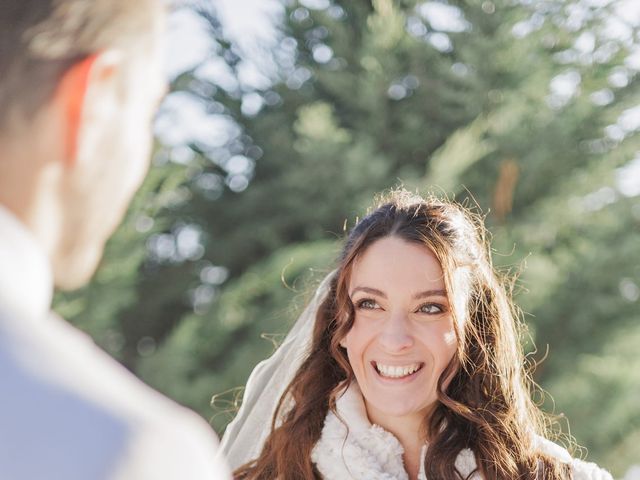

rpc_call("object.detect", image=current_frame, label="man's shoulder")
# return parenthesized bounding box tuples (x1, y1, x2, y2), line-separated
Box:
(2, 311, 188, 423)
(0, 310, 231, 479)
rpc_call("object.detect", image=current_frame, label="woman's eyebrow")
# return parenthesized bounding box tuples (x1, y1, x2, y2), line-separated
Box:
(350, 286, 386, 298)
(349, 287, 447, 299)
(412, 289, 447, 300)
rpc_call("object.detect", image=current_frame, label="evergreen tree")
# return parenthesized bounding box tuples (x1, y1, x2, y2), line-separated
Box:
(55, 0, 639, 474)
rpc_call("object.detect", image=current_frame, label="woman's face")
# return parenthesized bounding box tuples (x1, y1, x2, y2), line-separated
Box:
(342, 235, 458, 429)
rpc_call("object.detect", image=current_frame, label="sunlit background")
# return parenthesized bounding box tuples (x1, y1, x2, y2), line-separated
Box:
(55, 0, 640, 477)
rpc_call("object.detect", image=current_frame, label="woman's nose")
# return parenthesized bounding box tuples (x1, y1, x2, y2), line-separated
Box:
(378, 311, 414, 352)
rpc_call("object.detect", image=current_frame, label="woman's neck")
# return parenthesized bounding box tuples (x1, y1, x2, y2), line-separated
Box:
(366, 404, 428, 480)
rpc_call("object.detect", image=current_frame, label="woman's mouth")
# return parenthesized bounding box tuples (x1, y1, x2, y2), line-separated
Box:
(372, 361, 424, 379)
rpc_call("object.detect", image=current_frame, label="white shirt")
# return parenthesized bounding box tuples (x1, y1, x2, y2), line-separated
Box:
(0, 205, 231, 480)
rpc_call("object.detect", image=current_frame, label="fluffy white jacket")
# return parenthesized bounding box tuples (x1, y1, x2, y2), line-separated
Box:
(311, 383, 612, 480)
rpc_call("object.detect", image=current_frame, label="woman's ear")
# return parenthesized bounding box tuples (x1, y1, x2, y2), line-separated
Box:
(338, 312, 351, 349)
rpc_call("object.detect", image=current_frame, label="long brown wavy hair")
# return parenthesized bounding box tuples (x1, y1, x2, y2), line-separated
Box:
(235, 189, 571, 479)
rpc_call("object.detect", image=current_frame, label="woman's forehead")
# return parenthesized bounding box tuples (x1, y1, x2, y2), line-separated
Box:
(348, 236, 446, 296)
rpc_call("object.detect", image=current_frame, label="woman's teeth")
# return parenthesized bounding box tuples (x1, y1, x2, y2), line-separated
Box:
(375, 362, 422, 378)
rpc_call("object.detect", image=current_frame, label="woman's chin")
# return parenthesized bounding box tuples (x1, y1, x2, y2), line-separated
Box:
(364, 392, 434, 423)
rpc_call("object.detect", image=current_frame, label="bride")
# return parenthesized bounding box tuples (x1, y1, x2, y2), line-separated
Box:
(222, 189, 612, 480)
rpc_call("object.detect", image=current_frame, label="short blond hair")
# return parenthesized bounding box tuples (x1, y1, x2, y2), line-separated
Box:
(0, 0, 163, 127)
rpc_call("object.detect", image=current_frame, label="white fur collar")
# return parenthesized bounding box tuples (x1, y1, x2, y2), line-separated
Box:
(310, 383, 612, 480)
(310, 383, 477, 480)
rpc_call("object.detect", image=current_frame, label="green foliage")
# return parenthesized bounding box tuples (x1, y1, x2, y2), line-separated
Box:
(137, 240, 337, 430)
(545, 321, 640, 474)
(53, 0, 639, 475)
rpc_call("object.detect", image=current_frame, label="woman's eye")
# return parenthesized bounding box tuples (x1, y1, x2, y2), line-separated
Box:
(356, 299, 379, 310)
(417, 303, 444, 314)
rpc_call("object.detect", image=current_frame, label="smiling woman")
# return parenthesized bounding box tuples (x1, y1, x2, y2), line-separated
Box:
(343, 237, 457, 432)
(223, 189, 612, 480)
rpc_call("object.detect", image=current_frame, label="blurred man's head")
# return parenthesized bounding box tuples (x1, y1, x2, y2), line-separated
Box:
(0, 0, 167, 289)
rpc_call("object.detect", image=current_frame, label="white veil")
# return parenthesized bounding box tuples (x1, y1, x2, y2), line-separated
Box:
(220, 271, 335, 471)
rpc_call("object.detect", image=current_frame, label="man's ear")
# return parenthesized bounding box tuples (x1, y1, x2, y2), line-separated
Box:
(53, 50, 123, 166)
